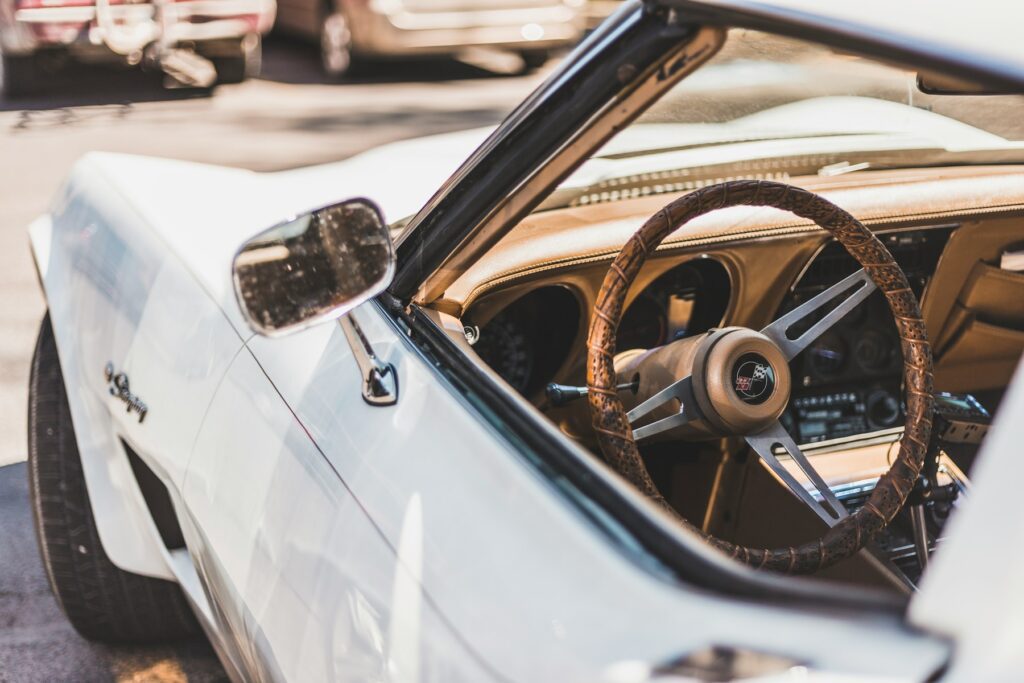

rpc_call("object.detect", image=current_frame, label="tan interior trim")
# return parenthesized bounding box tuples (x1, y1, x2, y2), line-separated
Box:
(447, 167, 1024, 309)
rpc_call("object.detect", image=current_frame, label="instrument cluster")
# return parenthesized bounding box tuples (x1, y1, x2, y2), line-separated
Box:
(468, 258, 731, 400)
(780, 226, 955, 443)
(618, 258, 732, 351)
(469, 285, 581, 396)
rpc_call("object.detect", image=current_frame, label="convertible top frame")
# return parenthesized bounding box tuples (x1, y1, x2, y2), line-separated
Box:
(392, 1, 712, 305)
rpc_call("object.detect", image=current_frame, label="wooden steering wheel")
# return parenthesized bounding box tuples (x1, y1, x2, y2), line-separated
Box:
(586, 180, 934, 573)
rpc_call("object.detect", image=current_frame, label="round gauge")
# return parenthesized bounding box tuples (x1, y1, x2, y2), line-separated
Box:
(471, 316, 533, 393)
(616, 259, 731, 350)
(468, 286, 581, 396)
(807, 335, 847, 377)
(855, 330, 893, 373)
(618, 295, 667, 350)
(866, 389, 902, 429)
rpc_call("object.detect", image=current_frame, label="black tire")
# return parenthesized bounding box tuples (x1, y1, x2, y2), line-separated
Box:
(28, 313, 199, 643)
(212, 35, 261, 84)
(2, 53, 38, 98)
(212, 55, 248, 84)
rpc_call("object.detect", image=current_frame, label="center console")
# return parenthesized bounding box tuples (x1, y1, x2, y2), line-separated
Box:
(786, 386, 902, 443)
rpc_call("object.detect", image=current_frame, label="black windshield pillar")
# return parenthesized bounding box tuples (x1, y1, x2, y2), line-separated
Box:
(390, 2, 703, 303)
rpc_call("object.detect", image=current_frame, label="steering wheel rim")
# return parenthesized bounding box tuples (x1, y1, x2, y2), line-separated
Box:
(587, 180, 934, 574)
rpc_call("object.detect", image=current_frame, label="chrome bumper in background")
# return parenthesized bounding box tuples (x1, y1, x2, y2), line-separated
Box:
(7, 0, 274, 56)
(349, 3, 584, 56)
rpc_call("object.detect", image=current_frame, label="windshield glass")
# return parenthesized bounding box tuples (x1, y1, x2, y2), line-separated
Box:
(544, 29, 1024, 210)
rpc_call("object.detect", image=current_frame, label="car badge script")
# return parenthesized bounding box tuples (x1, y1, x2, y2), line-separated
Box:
(104, 362, 148, 423)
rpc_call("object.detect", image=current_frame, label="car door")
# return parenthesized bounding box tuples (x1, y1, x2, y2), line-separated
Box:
(186, 297, 952, 683)
(183, 302, 498, 682)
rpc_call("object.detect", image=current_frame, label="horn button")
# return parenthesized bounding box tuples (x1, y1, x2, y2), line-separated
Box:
(732, 353, 776, 405)
(692, 327, 791, 435)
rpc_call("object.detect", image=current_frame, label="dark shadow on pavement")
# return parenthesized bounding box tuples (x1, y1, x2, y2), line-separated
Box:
(0, 59, 212, 112)
(225, 103, 507, 136)
(0, 462, 227, 682)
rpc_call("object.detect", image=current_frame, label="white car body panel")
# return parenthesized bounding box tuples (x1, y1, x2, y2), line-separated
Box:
(70, 129, 490, 335)
(28, 130, 486, 577)
(30, 161, 243, 580)
(198, 304, 945, 682)
(910, 358, 1024, 680)
(185, 340, 497, 682)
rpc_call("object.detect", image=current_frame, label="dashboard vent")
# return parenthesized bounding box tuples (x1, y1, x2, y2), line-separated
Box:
(569, 171, 791, 208)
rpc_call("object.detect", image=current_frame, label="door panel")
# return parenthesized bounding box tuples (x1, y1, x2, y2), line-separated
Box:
(185, 346, 495, 681)
(242, 302, 950, 683)
(909, 358, 1024, 679)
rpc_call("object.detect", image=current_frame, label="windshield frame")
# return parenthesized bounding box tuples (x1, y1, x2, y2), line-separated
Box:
(391, 2, 1024, 307)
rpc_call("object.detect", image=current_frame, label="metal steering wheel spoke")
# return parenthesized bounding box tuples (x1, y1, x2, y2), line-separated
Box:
(587, 181, 934, 573)
(761, 268, 876, 361)
(626, 375, 702, 442)
(745, 421, 849, 527)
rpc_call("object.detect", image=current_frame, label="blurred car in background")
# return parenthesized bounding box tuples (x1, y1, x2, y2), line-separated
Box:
(583, 0, 621, 29)
(0, 0, 276, 96)
(274, 0, 586, 78)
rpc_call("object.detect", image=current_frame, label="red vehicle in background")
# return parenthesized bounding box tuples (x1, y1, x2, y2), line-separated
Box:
(0, 0, 275, 96)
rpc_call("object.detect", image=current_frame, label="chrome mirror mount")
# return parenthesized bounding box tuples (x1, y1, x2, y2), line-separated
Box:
(233, 199, 395, 336)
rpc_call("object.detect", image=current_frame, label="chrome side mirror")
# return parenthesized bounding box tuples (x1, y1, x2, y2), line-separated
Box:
(233, 199, 395, 336)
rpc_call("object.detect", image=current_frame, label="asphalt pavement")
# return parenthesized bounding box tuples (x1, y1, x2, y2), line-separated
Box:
(0, 37, 544, 681)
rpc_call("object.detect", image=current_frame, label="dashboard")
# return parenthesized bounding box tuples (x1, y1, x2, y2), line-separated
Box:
(444, 169, 1024, 592)
(450, 166, 1024, 447)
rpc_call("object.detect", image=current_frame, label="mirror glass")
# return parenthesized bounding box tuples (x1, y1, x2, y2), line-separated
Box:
(234, 199, 395, 335)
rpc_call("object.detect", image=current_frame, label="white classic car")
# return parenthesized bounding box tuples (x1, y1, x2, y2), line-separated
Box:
(26, 1, 1024, 681)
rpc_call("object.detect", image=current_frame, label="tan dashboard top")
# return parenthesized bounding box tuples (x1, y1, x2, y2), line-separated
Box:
(443, 165, 1024, 311)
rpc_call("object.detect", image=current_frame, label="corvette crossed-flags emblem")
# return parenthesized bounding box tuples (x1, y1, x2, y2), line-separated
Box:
(735, 364, 768, 392)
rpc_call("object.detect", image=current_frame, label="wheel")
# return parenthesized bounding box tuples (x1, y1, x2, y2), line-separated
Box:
(28, 314, 199, 643)
(213, 55, 248, 84)
(587, 180, 934, 574)
(320, 9, 354, 79)
(212, 34, 261, 84)
(519, 49, 551, 72)
(1, 53, 38, 98)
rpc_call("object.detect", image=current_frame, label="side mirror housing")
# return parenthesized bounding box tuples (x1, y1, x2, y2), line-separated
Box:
(233, 199, 395, 336)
